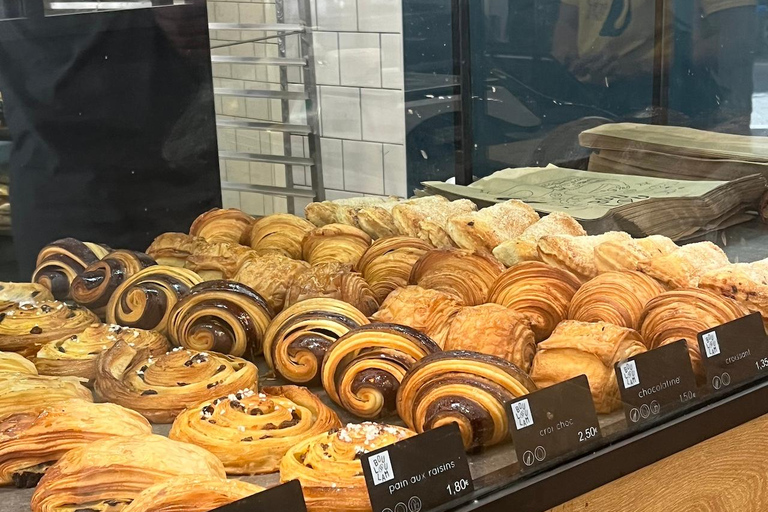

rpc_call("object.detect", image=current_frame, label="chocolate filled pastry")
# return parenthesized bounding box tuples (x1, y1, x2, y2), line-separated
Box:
(70, 250, 157, 318)
(146, 233, 206, 267)
(122, 476, 264, 512)
(537, 231, 633, 282)
(95, 342, 258, 423)
(488, 262, 582, 342)
(568, 271, 666, 330)
(189, 207, 254, 245)
(0, 283, 53, 305)
(371, 286, 462, 348)
(0, 301, 99, 359)
(35, 324, 170, 383)
(249, 214, 316, 260)
(356, 237, 432, 303)
(699, 259, 768, 330)
(0, 373, 92, 419)
(264, 298, 370, 385)
(443, 304, 537, 372)
(409, 248, 505, 306)
(446, 199, 540, 255)
(170, 386, 341, 475)
(302, 224, 372, 267)
(492, 212, 587, 267)
(280, 422, 415, 512)
(184, 241, 256, 280)
(0, 400, 151, 488)
(105, 265, 203, 335)
(0, 353, 37, 375)
(234, 253, 310, 313)
(31, 238, 111, 300)
(594, 235, 678, 273)
(530, 320, 647, 414)
(637, 241, 729, 289)
(321, 324, 441, 419)
(167, 281, 273, 361)
(284, 262, 379, 316)
(30, 434, 226, 512)
(392, 196, 477, 248)
(397, 350, 536, 449)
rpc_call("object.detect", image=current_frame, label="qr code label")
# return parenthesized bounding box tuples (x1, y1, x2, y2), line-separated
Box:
(620, 360, 640, 389)
(511, 399, 534, 430)
(703, 331, 721, 358)
(368, 451, 394, 486)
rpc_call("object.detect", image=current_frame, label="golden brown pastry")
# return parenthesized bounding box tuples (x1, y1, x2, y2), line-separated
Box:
(530, 320, 647, 414)
(122, 476, 264, 512)
(189, 207, 254, 245)
(397, 351, 536, 449)
(0, 373, 92, 419)
(249, 214, 315, 259)
(637, 241, 729, 289)
(284, 262, 379, 316)
(263, 298, 370, 385)
(594, 235, 678, 273)
(357, 201, 401, 239)
(302, 224, 372, 267)
(0, 400, 151, 488)
(280, 423, 415, 512)
(392, 196, 477, 248)
(321, 324, 441, 419)
(146, 232, 206, 267)
(0, 353, 37, 375)
(409, 248, 505, 305)
(356, 237, 432, 303)
(95, 342, 258, 423)
(305, 197, 397, 228)
(446, 200, 540, 254)
(30, 434, 226, 512)
(184, 241, 256, 280)
(699, 259, 768, 330)
(170, 386, 341, 475)
(167, 280, 273, 361)
(492, 212, 586, 266)
(0, 283, 53, 305)
(537, 231, 633, 282)
(234, 252, 310, 312)
(32, 238, 110, 300)
(568, 271, 666, 330)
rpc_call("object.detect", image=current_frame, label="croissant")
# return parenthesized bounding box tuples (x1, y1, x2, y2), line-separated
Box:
(392, 196, 477, 248)
(397, 350, 536, 449)
(263, 298, 370, 385)
(284, 262, 379, 316)
(170, 386, 341, 475)
(30, 435, 226, 512)
(189, 207, 254, 245)
(0, 373, 92, 419)
(356, 237, 432, 303)
(568, 271, 666, 330)
(122, 476, 264, 512)
(444, 304, 537, 372)
(637, 241, 730, 289)
(639, 289, 749, 380)
(146, 232, 206, 267)
(538, 231, 633, 282)
(446, 199, 540, 254)
(409, 248, 505, 305)
(105, 265, 203, 335)
(95, 342, 258, 423)
(305, 197, 397, 228)
(31, 238, 110, 300)
(594, 235, 678, 273)
(234, 252, 310, 312)
(492, 212, 586, 266)
(530, 320, 646, 414)
(487, 262, 582, 341)
(321, 324, 441, 419)
(0, 353, 37, 375)
(699, 259, 768, 331)
(302, 224, 372, 266)
(0, 283, 52, 305)
(0, 400, 151, 488)
(280, 423, 415, 512)
(249, 214, 315, 259)
(184, 241, 256, 280)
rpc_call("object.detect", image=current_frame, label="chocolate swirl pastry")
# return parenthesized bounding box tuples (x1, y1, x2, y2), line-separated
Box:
(356, 237, 432, 303)
(263, 298, 370, 385)
(409, 248, 505, 306)
(30, 434, 226, 512)
(488, 262, 582, 342)
(302, 224, 372, 267)
(184, 241, 256, 281)
(167, 281, 273, 361)
(122, 476, 264, 512)
(32, 238, 110, 300)
(70, 250, 157, 318)
(249, 214, 316, 260)
(0, 301, 98, 358)
(0, 373, 92, 419)
(280, 422, 415, 512)
(0, 352, 38, 374)
(105, 265, 203, 335)
(146, 233, 207, 267)
(0, 283, 53, 305)
(234, 253, 310, 313)
(0, 400, 151, 488)
(284, 262, 379, 317)
(189, 207, 254, 245)
(170, 386, 341, 475)
(95, 342, 258, 423)
(321, 323, 441, 419)
(396, 350, 536, 450)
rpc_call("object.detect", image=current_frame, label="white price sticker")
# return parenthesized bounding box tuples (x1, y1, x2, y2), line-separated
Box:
(368, 451, 394, 486)
(703, 331, 721, 358)
(620, 360, 640, 389)
(511, 399, 534, 430)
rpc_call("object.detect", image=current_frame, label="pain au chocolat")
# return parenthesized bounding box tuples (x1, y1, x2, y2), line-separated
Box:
(233, 252, 310, 313)
(0, 373, 92, 419)
(32, 238, 110, 300)
(284, 262, 379, 317)
(184, 241, 255, 280)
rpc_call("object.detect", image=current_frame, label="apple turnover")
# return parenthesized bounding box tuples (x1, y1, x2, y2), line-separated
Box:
(699, 259, 768, 330)
(356, 237, 432, 303)
(184, 241, 255, 280)
(637, 241, 729, 289)
(234, 253, 310, 312)
(122, 476, 264, 512)
(0, 373, 92, 419)
(446, 199, 540, 254)
(594, 235, 678, 273)
(284, 262, 379, 316)
(302, 224, 372, 267)
(32, 238, 110, 300)
(249, 214, 315, 259)
(392, 196, 476, 248)
(492, 212, 586, 266)
(146, 232, 206, 267)
(0, 353, 37, 375)
(537, 231, 632, 282)
(189, 207, 254, 245)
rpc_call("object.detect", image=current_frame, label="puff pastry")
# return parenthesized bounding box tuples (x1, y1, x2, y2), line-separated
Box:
(446, 199, 540, 254)
(0, 373, 92, 419)
(637, 241, 729, 289)
(699, 259, 768, 330)
(392, 196, 476, 248)
(184, 241, 256, 280)
(492, 212, 586, 266)
(189, 207, 254, 245)
(305, 197, 397, 229)
(0, 353, 37, 375)
(537, 231, 633, 282)
(356, 237, 432, 303)
(170, 386, 341, 474)
(249, 214, 315, 259)
(302, 224, 372, 267)
(594, 235, 678, 273)
(357, 201, 401, 239)
(122, 476, 264, 512)
(284, 262, 379, 317)
(0, 283, 53, 305)
(146, 232, 206, 267)
(32, 238, 111, 300)
(234, 252, 310, 312)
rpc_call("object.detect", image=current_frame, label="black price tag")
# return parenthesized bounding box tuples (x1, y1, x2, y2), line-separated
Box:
(698, 312, 768, 392)
(615, 340, 698, 426)
(209, 480, 307, 512)
(361, 423, 473, 512)
(508, 375, 601, 472)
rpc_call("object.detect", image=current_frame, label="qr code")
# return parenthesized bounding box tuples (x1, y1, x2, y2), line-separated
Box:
(511, 399, 534, 430)
(703, 331, 721, 358)
(368, 451, 394, 486)
(620, 360, 640, 389)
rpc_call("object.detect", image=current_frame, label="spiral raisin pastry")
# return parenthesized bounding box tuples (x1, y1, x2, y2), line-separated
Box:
(105, 265, 203, 335)
(321, 324, 441, 419)
(409, 248, 505, 305)
(0, 373, 92, 419)
(30, 434, 226, 512)
(280, 423, 415, 512)
(0, 283, 53, 305)
(234, 253, 310, 313)
(95, 342, 258, 423)
(184, 241, 256, 281)
(122, 476, 264, 512)
(31, 238, 111, 300)
(189, 207, 254, 245)
(285, 262, 379, 317)
(263, 298, 370, 385)
(488, 262, 582, 342)
(397, 351, 536, 450)
(0, 352, 37, 375)
(146, 233, 207, 267)
(70, 250, 157, 318)
(302, 224, 372, 267)
(0, 400, 151, 488)
(249, 214, 316, 259)
(170, 386, 341, 474)
(167, 281, 273, 361)
(356, 237, 432, 303)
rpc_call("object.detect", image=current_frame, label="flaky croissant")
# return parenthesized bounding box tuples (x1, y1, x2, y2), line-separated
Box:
(302, 224, 372, 267)
(189, 207, 254, 245)
(184, 241, 256, 280)
(446, 199, 540, 255)
(234, 252, 310, 312)
(356, 237, 432, 303)
(122, 476, 264, 512)
(0, 373, 92, 419)
(699, 259, 768, 331)
(492, 212, 586, 267)
(249, 214, 315, 259)
(594, 235, 678, 273)
(32, 238, 110, 300)
(0, 283, 52, 305)
(637, 241, 729, 289)
(146, 232, 207, 267)
(284, 262, 379, 317)
(0, 353, 37, 375)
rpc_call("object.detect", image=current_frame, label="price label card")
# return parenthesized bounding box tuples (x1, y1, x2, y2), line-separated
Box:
(698, 312, 768, 392)
(209, 480, 307, 512)
(615, 340, 698, 426)
(507, 375, 601, 472)
(361, 423, 473, 512)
